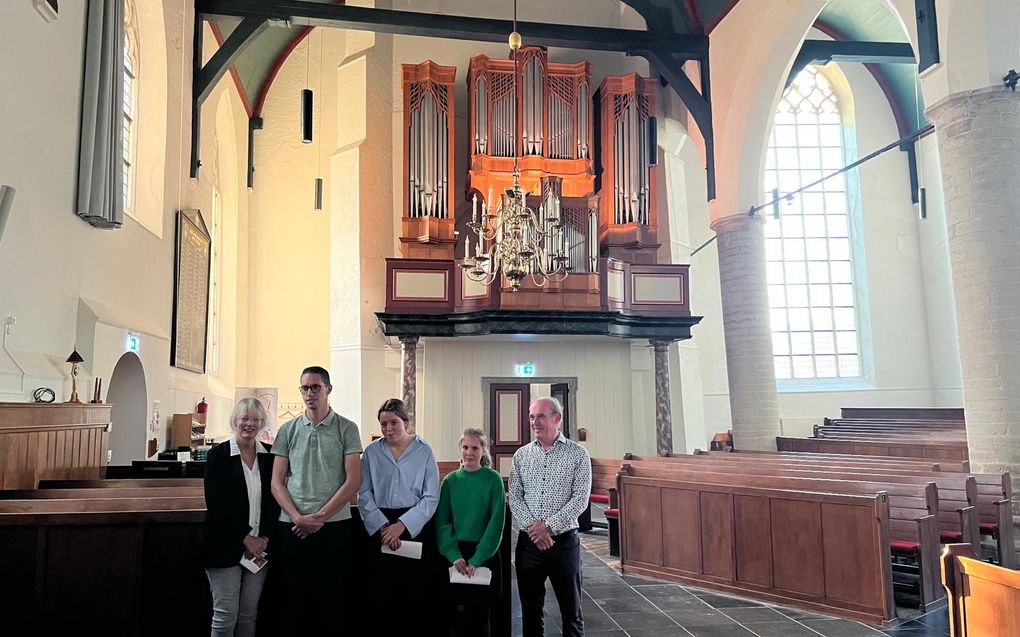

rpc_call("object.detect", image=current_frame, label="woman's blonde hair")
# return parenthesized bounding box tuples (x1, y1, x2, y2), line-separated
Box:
(459, 427, 491, 468)
(229, 397, 269, 432)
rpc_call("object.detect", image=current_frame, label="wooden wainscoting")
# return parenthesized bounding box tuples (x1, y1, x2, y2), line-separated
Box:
(0, 403, 111, 489)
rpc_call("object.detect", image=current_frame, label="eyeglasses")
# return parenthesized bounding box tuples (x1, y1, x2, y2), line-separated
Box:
(299, 384, 325, 394)
(239, 416, 263, 425)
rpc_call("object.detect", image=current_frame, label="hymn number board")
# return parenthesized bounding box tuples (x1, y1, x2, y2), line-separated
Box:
(171, 209, 211, 374)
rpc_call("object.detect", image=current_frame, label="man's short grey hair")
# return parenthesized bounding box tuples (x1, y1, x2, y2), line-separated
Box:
(533, 396, 563, 417)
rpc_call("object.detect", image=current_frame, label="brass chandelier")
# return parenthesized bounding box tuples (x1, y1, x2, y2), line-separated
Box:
(458, 3, 570, 292)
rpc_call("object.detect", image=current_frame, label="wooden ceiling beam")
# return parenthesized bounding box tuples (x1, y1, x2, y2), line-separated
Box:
(195, 0, 708, 56)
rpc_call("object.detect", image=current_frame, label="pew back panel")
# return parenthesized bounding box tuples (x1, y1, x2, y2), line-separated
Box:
(942, 544, 1020, 637)
(618, 473, 895, 623)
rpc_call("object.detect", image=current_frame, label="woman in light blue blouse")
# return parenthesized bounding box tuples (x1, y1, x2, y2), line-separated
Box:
(358, 398, 441, 635)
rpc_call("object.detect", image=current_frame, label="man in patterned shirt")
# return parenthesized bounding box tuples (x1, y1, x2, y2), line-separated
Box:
(509, 396, 592, 637)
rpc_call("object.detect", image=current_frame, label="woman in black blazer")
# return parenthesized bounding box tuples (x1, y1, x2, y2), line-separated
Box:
(203, 397, 279, 637)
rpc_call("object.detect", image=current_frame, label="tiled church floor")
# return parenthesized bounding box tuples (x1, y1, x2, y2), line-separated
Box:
(508, 529, 950, 637)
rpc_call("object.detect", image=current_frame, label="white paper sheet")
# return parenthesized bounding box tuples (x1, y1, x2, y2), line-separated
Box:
(239, 554, 267, 573)
(449, 566, 492, 586)
(380, 540, 422, 559)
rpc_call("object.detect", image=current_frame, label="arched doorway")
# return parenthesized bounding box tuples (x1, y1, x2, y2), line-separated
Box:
(107, 352, 148, 465)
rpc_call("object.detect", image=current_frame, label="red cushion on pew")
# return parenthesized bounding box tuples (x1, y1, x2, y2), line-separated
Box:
(980, 523, 998, 534)
(940, 531, 963, 543)
(604, 508, 619, 519)
(889, 540, 920, 554)
(589, 494, 611, 505)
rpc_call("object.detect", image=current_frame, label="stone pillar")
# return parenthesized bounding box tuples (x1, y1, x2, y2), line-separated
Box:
(650, 339, 674, 456)
(399, 336, 419, 431)
(926, 88, 1020, 510)
(709, 213, 781, 451)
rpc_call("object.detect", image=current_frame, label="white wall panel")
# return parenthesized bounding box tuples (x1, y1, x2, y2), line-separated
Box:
(418, 338, 652, 461)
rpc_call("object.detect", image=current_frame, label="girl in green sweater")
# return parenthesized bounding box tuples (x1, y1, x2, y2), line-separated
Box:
(436, 428, 506, 637)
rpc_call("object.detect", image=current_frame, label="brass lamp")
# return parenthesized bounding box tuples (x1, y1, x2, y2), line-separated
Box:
(65, 349, 84, 404)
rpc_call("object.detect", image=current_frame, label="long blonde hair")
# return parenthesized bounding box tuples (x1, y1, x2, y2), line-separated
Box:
(460, 428, 491, 468)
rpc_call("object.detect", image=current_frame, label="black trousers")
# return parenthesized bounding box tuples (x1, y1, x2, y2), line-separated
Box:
(371, 507, 444, 637)
(515, 530, 584, 637)
(445, 540, 502, 637)
(278, 520, 352, 637)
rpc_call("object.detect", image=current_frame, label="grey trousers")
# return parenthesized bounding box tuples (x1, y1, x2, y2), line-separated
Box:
(205, 564, 268, 637)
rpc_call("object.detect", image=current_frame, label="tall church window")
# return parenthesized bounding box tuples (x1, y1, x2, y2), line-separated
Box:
(122, 1, 139, 213)
(764, 66, 860, 381)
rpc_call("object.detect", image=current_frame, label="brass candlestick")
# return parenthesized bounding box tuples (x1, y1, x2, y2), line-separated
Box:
(65, 349, 84, 404)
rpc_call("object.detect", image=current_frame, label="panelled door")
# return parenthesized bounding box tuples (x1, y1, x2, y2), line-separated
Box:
(551, 383, 570, 439)
(489, 383, 531, 478)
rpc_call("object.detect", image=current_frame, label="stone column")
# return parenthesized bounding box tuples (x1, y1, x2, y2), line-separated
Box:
(650, 339, 674, 456)
(399, 336, 419, 431)
(926, 88, 1020, 510)
(709, 213, 781, 451)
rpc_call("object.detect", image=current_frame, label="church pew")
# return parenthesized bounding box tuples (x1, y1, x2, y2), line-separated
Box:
(841, 407, 964, 421)
(39, 478, 202, 489)
(438, 460, 461, 480)
(815, 430, 968, 443)
(942, 544, 1020, 637)
(661, 452, 1016, 568)
(0, 496, 206, 514)
(777, 436, 969, 464)
(630, 452, 956, 477)
(0, 508, 210, 634)
(825, 416, 965, 427)
(579, 458, 623, 535)
(0, 486, 204, 499)
(0, 490, 515, 637)
(620, 462, 944, 610)
(701, 449, 954, 471)
(639, 454, 980, 541)
(617, 469, 896, 624)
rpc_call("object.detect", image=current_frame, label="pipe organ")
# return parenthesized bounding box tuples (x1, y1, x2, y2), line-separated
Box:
(598, 74, 660, 264)
(399, 51, 660, 267)
(400, 61, 457, 259)
(468, 47, 595, 203)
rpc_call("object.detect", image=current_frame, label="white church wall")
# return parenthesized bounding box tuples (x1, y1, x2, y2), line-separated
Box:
(915, 135, 962, 406)
(245, 30, 342, 417)
(419, 338, 651, 461)
(0, 2, 251, 456)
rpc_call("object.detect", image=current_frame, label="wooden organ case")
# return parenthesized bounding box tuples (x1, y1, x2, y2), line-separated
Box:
(467, 47, 595, 201)
(597, 74, 660, 263)
(386, 51, 688, 317)
(400, 61, 457, 259)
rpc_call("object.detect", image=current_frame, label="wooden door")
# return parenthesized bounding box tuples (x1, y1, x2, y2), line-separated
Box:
(551, 382, 570, 439)
(489, 383, 531, 478)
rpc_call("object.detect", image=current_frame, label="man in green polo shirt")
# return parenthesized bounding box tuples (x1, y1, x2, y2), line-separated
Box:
(271, 365, 362, 635)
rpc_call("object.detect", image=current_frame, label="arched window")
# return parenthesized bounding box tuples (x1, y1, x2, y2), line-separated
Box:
(764, 66, 860, 382)
(122, 1, 139, 213)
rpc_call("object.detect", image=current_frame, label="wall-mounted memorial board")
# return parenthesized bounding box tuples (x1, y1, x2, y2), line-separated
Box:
(171, 209, 211, 374)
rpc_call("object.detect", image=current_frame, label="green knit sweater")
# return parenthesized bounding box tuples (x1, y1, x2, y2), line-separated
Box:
(436, 466, 506, 567)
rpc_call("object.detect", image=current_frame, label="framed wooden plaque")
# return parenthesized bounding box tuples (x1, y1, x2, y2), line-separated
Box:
(171, 209, 211, 374)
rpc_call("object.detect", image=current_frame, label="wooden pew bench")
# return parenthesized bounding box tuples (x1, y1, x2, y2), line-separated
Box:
(942, 544, 1020, 637)
(840, 407, 964, 421)
(0, 486, 205, 499)
(644, 453, 983, 551)
(617, 468, 896, 623)
(580, 459, 623, 550)
(0, 506, 209, 634)
(38, 478, 202, 489)
(622, 461, 945, 610)
(776, 436, 970, 467)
